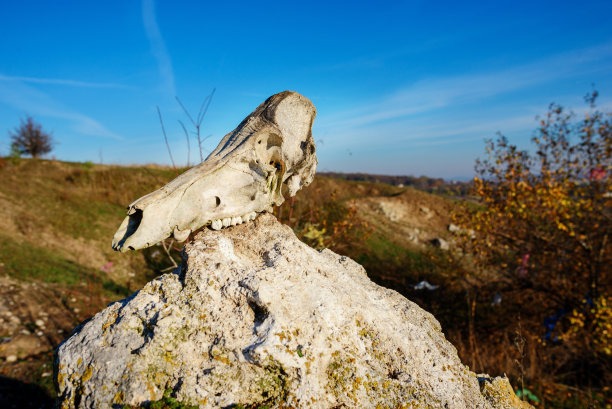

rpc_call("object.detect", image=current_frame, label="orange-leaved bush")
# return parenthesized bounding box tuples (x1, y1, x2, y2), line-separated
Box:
(456, 92, 611, 386)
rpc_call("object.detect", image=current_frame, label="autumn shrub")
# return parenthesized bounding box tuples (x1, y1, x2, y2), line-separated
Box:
(454, 92, 611, 390)
(275, 188, 371, 253)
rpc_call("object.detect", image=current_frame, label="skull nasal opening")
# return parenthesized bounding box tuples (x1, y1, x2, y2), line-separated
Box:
(114, 208, 143, 250)
(270, 160, 283, 171)
(126, 209, 143, 237)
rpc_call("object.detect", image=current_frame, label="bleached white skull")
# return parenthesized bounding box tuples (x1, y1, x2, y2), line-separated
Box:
(112, 91, 317, 252)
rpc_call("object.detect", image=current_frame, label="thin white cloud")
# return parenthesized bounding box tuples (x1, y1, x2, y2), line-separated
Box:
(321, 41, 612, 130)
(0, 74, 128, 89)
(0, 76, 123, 140)
(142, 0, 176, 97)
(319, 111, 539, 150)
(404, 114, 539, 147)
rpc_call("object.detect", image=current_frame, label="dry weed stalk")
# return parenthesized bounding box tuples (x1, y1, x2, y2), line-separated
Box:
(514, 317, 526, 401)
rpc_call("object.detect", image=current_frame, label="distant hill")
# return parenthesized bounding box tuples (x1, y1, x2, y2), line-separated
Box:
(319, 172, 472, 196)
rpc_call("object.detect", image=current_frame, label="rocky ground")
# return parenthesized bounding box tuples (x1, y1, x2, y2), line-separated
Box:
(0, 275, 111, 408)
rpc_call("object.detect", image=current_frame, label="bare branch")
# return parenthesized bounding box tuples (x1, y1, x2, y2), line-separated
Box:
(156, 106, 178, 176)
(176, 89, 216, 162)
(197, 88, 216, 125)
(161, 239, 178, 271)
(175, 96, 196, 127)
(178, 120, 190, 167)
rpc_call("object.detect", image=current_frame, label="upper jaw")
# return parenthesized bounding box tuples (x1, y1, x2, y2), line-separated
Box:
(111, 207, 260, 253)
(111, 91, 317, 252)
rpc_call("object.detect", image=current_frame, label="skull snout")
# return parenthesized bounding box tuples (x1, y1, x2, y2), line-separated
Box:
(111, 208, 143, 251)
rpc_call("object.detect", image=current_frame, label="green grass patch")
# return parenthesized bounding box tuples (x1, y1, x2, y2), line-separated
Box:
(0, 234, 91, 285)
(49, 197, 124, 240)
(32, 352, 56, 398)
(0, 233, 133, 299)
(363, 233, 406, 258)
(102, 279, 132, 298)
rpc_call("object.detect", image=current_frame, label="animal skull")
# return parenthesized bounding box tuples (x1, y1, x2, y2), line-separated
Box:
(112, 91, 317, 252)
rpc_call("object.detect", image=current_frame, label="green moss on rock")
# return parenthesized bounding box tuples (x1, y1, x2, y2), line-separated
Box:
(121, 388, 198, 409)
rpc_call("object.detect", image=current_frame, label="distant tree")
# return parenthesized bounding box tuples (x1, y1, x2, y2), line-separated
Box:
(9, 116, 54, 159)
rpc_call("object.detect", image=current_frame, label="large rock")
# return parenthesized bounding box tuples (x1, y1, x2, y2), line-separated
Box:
(55, 214, 529, 408)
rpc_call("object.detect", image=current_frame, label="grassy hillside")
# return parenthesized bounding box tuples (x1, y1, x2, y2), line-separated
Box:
(0, 158, 458, 296)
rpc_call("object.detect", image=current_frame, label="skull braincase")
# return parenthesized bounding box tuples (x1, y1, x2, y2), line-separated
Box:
(112, 91, 317, 252)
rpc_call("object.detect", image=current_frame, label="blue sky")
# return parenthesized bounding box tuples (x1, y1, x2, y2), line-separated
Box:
(1, 0, 611, 179)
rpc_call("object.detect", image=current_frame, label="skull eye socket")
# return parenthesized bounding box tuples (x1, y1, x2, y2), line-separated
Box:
(254, 133, 286, 184)
(266, 133, 282, 149)
(256, 133, 282, 160)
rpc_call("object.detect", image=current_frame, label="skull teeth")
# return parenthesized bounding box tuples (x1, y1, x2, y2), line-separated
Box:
(243, 212, 257, 222)
(209, 212, 259, 231)
(173, 226, 191, 242)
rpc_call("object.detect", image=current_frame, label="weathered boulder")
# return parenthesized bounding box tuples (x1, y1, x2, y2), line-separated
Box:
(55, 214, 529, 408)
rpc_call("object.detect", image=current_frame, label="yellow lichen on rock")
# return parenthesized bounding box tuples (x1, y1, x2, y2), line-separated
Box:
(480, 376, 533, 409)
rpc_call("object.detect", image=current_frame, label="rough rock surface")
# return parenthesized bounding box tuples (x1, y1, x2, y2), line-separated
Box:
(55, 214, 529, 408)
(377, 200, 406, 222)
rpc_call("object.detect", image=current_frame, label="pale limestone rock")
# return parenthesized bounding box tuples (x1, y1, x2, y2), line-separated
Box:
(448, 223, 476, 239)
(56, 214, 528, 408)
(377, 199, 406, 222)
(448, 223, 461, 234)
(419, 205, 434, 220)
